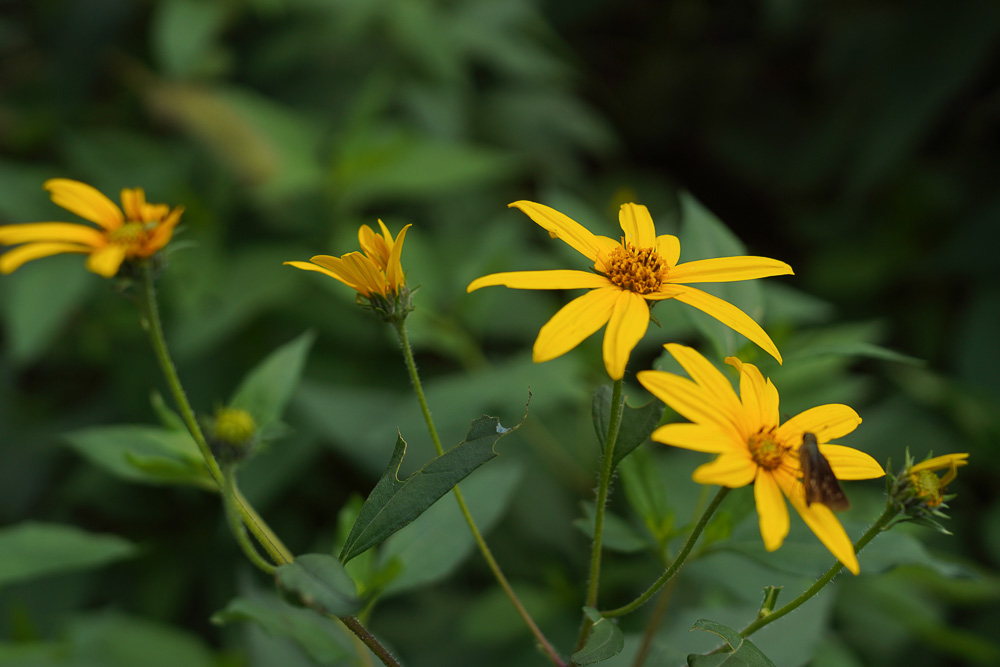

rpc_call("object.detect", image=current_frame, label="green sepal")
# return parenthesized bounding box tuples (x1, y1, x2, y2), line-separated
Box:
(687, 619, 775, 666)
(571, 607, 624, 665)
(339, 414, 520, 563)
(275, 554, 363, 617)
(591, 385, 664, 469)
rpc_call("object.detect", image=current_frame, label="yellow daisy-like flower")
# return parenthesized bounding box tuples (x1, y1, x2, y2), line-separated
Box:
(0, 179, 183, 278)
(907, 453, 969, 508)
(467, 201, 793, 380)
(637, 343, 885, 574)
(284, 220, 411, 298)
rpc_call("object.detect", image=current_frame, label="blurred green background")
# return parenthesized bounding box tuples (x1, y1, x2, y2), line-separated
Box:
(1, 0, 999, 665)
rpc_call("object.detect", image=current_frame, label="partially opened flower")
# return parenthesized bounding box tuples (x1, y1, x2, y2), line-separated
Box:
(637, 343, 885, 574)
(285, 221, 412, 321)
(0, 179, 183, 278)
(467, 201, 792, 379)
(891, 452, 969, 523)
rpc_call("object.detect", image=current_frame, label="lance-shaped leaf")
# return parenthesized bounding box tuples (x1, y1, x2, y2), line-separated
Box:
(230, 330, 316, 433)
(687, 619, 775, 667)
(275, 554, 362, 618)
(571, 607, 624, 665)
(340, 415, 518, 563)
(591, 385, 664, 470)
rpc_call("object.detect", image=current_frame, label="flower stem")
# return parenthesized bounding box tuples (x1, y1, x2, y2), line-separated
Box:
(585, 378, 625, 606)
(340, 616, 402, 667)
(138, 263, 292, 567)
(139, 263, 395, 664)
(603, 486, 730, 618)
(222, 467, 276, 575)
(738, 502, 897, 639)
(394, 321, 565, 667)
(573, 378, 625, 650)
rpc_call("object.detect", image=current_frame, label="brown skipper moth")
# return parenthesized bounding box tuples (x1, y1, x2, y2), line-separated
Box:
(799, 432, 850, 511)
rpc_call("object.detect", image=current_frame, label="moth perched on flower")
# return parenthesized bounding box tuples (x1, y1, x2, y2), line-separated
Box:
(637, 344, 885, 573)
(0, 179, 183, 278)
(468, 201, 792, 379)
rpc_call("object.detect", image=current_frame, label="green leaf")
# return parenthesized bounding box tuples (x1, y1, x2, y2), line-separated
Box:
(571, 607, 624, 665)
(687, 619, 775, 667)
(152, 0, 230, 78)
(213, 595, 354, 665)
(677, 193, 768, 360)
(619, 448, 673, 545)
(0, 522, 136, 588)
(339, 415, 518, 563)
(229, 330, 316, 432)
(591, 385, 664, 469)
(573, 502, 650, 553)
(788, 340, 924, 366)
(378, 461, 522, 596)
(67, 611, 216, 667)
(275, 554, 362, 617)
(63, 425, 213, 489)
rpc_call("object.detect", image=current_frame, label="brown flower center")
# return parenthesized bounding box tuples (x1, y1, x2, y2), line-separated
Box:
(605, 241, 669, 294)
(747, 426, 788, 470)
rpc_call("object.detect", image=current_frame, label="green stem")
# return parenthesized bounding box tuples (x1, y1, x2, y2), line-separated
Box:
(138, 263, 292, 567)
(139, 264, 396, 663)
(739, 502, 897, 639)
(223, 467, 276, 574)
(603, 486, 730, 618)
(574, 378, 625, 650)
(585, 378, 625, 608)
(395, 321, 565, 667)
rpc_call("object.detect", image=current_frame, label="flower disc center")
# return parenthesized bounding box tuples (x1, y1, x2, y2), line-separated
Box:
(606, 242, 668, 294)
(108, 222, 148, 248)
(748, 427, 787, 470)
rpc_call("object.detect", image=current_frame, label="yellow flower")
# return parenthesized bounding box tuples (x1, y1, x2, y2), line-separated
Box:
(0, 179, 183, 278)
(637, 343, 885, 574)
(907, 453, 969, 508)
(285, 220, 411, 298)
(467, 201, 792, 380)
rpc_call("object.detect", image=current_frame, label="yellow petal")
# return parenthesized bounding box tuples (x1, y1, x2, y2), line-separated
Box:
(0, 222, 104, 247)
(667, 256, 794, 284)
(0, 242, 92, 274)
(754, 471, 790, 551)
(777, 404, 861, 443)
(602, 291, 649, 379)
(283, 260, 344, 281)
(665, 344, 744, 429)
(144, 206, 183, 254)
(340, 253, 386, 296)
(44, 179, 123, 231)
(85, 244, 128, 278)
(467, 270, 611, 292)
(655, 235, 680, 266)
(649, 422, 740, 453)
(618, 203, 656, 248)
(780, 473, 859, 574)
(120, 188, 146, 221)
(300, 255, 370, 294)
(385, 223, 410, 291)
(909, 453, 969, 474)
(691, 451, 757, 487)
(638, 371, 743, 441)
(671, 285, 782, 364)
(532, 287, 617, 363)
(509, 201, 607, 262)
(819, 445, 885, 480)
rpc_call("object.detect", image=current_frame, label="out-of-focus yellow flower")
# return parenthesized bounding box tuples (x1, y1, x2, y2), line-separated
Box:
(467, 201, 792, 380)
(638, 344, 885, 574)
(285, 220, 410, 298)
(0, 179, 183, 278)
(906, 453, 969, 508)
